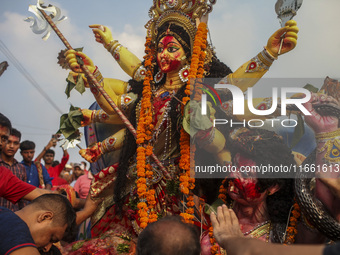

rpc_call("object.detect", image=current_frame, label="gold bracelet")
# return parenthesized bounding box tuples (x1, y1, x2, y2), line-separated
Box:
(100, 136, 116, 154)
(258, 50, 274, 67)
(105, 40, 118, 50)
(245, 48, 276, 73)
(132, 64, 147, 82)
(315, 129, 340, 140)
(93, 109, 109, 123)
(107, 40, 121, 55)
(263, 46, 277, 60)
(92, 66, 104, 84)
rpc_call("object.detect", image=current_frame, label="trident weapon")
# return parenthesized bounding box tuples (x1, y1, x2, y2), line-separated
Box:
(275, 0, 303, 55)
(25, 0, 169, 178)
(24, 1, 67, 41)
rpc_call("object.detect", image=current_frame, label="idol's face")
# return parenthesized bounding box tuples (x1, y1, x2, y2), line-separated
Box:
(157, 35, 186, 73)
(227, 153, 266, 205)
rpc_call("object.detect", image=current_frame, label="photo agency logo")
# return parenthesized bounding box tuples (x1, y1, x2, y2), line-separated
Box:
(200, 82, 312, 128)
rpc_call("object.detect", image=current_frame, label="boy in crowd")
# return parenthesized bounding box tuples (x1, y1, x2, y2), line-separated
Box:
(0, 128, 28, 211)
(20, 140, 53, 189)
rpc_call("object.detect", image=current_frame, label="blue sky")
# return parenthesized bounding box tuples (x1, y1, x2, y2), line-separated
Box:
(1, 0, 339, 165)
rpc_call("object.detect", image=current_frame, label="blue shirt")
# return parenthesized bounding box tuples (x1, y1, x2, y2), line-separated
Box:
(21, 161, 53, 187)
(324, 242, 340, 255)
(0, 207, 36, 254)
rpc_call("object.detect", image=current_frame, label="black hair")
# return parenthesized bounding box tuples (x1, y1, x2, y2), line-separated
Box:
(10, 128, 21, 140)
(20, 140, 35, 151)
(137, 215, 200, 255)
(0, 113, 12, 131)
(45, 149, 55, 156)
(156, 23, 191, 59)
(30, 194, 77, 241)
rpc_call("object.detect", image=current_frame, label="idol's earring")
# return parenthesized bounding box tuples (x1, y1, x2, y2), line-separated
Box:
(178, 64, 190, 82)
(154, 70, 164, 83)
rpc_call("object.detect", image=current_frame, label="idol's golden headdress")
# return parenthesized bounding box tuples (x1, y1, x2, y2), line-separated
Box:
(145, 0, 217, 49)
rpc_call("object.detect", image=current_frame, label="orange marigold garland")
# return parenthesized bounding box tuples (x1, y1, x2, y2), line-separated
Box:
(179, 22, 208, 224)
(218, 178, 228, 204)
(208, 178, 227, 255)
(284, 201, 301, 244)
(209, 226, 221, 255)
(136, 37, 157, 229)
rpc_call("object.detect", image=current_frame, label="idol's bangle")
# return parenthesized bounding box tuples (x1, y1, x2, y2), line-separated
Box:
(93, 109, 110, 123)
(263, 46, 277, 60)
(106, 40, 122, 56)
(245, 48, 276, 73)
(195, 128, 216, 148)
(315, 129, 340, 140)
(96, 142, 103, 155)
(132, 63, 147, 82)
(100, 136, 117, 154)
(315, 129, 340, 164)
(88, 66, 104, 85)
(258, 47, 276, 68)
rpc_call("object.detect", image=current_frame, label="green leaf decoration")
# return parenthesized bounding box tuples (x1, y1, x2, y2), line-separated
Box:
(166, 179, 180, 196)
(65, 73, 85, 97)
(303, 84, 319, 93)
(204, 198, 225, 215)
(58, 105, 83, 140)
(117, 243, 130, 253)
(127, 196, 138, 211)
(119, 234, 132, 241)
(76, 55, 84, 66)
(74, 47, 84, 53)
(72, 240, 85, 251)
(290, 114, 305, 149)
(65, 73, 76, 98)
(75, 74, 86, 94)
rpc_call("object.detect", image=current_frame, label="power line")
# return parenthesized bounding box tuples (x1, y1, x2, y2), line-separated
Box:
(21, 132, 53, 136)
(12, 123, 56, 132)
(0, 40, 63, 114)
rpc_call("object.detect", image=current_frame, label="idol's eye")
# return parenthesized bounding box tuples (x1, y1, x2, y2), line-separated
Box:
(157, 47, 164, 53)
(167, 46, 179, 53)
